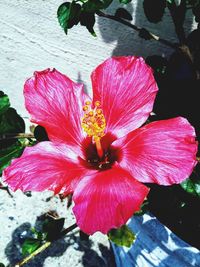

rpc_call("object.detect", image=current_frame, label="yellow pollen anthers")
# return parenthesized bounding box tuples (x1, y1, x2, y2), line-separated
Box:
(81, 100, 106, 150)
(81, 101, 106, 158)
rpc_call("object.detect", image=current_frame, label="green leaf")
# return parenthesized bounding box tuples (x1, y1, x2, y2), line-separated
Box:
(68, 2, 82, 28)
(0, 91, 10, 116)
(22, 238, 41, 256)
(83, 0, 113, 12)
(145, 55, 168, 76)
(0, 141, 24, 175)
(134, 199, 149, 216)
(0, 92, 25, 151)
(0, 106, 25, 151)
(181, 177, 200, 197)
(43, 215, 65, 241)
(57, 2, 81, 34)
(115, 8, 133, 20)
(0, 263, 5, 267)
(31, 227, 47, 241)
(0, 92, 26, 174)
(57, 2, 71, 29)
(80, 11, 96, 35)
(119, 0, 132, 4)
(83, 0, 103, 12)
(34, 125, 49, 141)
(0, 107, 25, 135)
(108, 225, 136, 247)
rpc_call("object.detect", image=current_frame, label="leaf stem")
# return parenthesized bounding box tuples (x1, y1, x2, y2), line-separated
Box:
(0, 133, 34, 141)
(13, 242, 51, 267)
(96, 11, 177, 49)
(59, 223, 77, 237)
(12, 223, 78, 267)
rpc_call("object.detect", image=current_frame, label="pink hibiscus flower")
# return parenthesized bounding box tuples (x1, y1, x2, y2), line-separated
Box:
(3, 56, 197, 235)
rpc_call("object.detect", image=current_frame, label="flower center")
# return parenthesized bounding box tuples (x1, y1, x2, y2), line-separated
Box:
(87, 149, 117, 170)
(81, 100, 106, 158)
(82, 133, 119, 171)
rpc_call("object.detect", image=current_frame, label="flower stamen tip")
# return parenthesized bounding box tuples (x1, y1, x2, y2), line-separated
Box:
(81, 100, 106, 140)
(81, 100, 106, 157)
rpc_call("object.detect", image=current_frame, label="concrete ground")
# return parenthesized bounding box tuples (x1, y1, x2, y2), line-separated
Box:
(0, 190, 116, 267)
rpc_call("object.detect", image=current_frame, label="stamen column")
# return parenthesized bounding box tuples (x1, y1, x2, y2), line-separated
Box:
(81, 100, 106, 158)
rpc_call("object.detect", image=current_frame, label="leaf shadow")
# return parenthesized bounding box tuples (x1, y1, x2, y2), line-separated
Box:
(4, 220, 69, 267)
(4, 215, 116, 267)
(97, 0, 195, 58)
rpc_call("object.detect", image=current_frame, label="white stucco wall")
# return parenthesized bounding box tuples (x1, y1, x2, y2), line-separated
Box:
(0, 0, 196, 119)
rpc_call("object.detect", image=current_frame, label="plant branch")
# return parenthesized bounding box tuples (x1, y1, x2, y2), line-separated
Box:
(13, 242, 51, 267)
(0, 133, 34, 141)
(12, 223, 78, 267)
(96, 11, 177, 49)
(59, 223, 78, 237)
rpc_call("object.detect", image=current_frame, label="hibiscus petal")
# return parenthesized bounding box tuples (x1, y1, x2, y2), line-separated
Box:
(91, 56, 158, 138)
(24, 69, 90, 148)
(3, 142, 93, 194)
(113, 117, 198, 185)
(73, 166, 149, 234)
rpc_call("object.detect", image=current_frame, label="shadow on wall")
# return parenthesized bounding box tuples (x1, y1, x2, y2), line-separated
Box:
(77, 71, 89, 95)
(145, 29, 200, 140)
(97, 0, 195, 58)
(98, 0, 200, 145)
(5, 215, 116, 267)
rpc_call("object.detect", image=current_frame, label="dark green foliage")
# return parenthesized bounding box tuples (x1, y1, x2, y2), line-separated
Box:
(57, 2, 71, 30)
(134, 199, 149, 216)
(0, 91, 25, 137)
(181, 177, 200, 197)
(0, 141, 24, 176)
(34, 125, 49, 141)
(108, 225, 135, 247)
(119, 0, 132, 4)
(57, 0, 113, 35)
(57, 2, 81, 34)
(0, 263, 5, 267)
(43, 215, 65, 241)
(145, 55, 168, 79)
(0, 91, 26, 175)
(67, 2, 82, 29)
(83, 0, 113, 12)
(0, 91, 10, 116)
(80, 11, 96, 36)
(22, 238, 41, 256)
(21, 215, 65, 255)
(0, 108, 25, 135)
(115, 8, 133, 20)
(147, 183, 200, 249)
